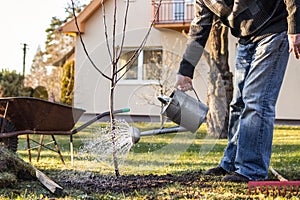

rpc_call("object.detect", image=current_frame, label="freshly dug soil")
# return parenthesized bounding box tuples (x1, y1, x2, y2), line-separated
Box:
(56, 170, 208, 195)
(0, 144, 209, 196)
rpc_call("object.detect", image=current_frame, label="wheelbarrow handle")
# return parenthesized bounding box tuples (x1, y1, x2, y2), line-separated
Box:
(71, 108, 130, 134)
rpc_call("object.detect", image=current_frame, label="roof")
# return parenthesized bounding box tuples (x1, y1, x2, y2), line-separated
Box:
(52, 47, 75, 66)
(60, 0, 104, 34)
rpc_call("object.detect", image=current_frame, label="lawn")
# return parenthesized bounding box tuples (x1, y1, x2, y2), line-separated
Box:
(0, 122, 300, 199)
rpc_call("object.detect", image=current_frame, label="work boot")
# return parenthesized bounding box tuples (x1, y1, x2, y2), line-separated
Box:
(204, 166, 227, 176)
(221, 173, 249, 183)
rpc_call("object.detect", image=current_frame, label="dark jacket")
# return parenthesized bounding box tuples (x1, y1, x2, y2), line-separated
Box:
(179, 0, 300, 79)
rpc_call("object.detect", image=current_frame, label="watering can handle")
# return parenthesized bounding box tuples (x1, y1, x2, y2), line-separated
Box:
(192, 87, 201, 103)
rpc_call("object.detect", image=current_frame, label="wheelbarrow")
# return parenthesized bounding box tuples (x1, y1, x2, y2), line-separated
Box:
(0, 97, 130, 164)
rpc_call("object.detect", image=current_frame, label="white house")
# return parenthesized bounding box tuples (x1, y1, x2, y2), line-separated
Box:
(61, 0, 300, 122)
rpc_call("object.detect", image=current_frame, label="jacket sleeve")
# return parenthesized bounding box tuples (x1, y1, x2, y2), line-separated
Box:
(178, 0, 214, 79)
(284, 0, 300, 34)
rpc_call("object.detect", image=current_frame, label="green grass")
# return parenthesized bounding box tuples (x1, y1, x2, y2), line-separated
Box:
(1, 122, 300, 199)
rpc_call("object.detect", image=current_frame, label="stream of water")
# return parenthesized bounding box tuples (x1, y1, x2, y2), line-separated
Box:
(78, 119, 133, 169)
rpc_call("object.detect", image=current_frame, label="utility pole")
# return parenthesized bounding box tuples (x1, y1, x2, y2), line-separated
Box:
(22, 43, 28, 77)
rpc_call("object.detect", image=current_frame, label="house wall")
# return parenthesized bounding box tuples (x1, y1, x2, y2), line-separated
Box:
(226, 37, 300, 120)
(74, 0, 300, 120)
(276, 56, 300, 120)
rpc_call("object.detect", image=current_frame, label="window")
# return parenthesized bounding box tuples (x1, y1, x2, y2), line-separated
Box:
(119, 48, 163, 82)
(173, 0, 184, 20)
(172, 0, 194, 21)
(119, 50, 138, 80)
(186, 0, 194, 3)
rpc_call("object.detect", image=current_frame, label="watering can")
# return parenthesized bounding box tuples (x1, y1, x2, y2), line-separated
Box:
(130, 89, 208, 144)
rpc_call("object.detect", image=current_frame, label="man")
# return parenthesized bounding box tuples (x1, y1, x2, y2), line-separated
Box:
(175, 0, 300, 182)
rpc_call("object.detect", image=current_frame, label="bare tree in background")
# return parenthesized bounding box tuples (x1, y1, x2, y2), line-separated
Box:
(24, 47, 62, 102)
(71, 0, 162, 177)
(135, 49, 180, 125)
(25, 1, 84, 102)
(24, 46, 48, 88)
(203, 18, 233, 138)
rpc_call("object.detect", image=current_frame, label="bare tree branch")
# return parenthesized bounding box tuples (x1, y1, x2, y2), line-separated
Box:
(71, 0, 111, 80)
(115, 0, 163, 83)
(116, 0, 130, 64)
(112, 0, 117, 66)
(101, 0, 113, 62)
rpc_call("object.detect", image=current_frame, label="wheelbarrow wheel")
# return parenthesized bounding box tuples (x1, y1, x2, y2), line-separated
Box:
(0, 117, 18, 153)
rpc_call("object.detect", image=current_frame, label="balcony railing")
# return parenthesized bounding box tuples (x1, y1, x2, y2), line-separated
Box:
(152, 0, 194, 25)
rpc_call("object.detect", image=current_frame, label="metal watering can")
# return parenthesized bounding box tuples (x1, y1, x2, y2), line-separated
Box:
(130, 89, 208, 144)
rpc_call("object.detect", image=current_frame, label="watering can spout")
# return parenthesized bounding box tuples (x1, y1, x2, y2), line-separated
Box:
(157, 96, 170, 105)
(129, 126, 188, 144)
(129, 126, 141, 144)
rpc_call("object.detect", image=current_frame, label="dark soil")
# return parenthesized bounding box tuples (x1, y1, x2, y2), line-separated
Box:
(56, 170, 210, 195)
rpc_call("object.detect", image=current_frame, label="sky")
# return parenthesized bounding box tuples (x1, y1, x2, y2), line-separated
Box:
(0, 0, 89, 75)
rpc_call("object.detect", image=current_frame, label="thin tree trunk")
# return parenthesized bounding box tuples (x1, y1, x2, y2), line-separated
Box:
(110, 62, 120, 177)
(206, 18, 233, 138)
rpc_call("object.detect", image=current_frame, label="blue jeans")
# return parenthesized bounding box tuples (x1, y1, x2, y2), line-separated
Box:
(219, 31, 289, 180)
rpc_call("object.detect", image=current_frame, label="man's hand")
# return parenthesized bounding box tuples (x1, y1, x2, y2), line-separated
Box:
(288, 34, 300, 59)
(175, 74, 193, 91)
